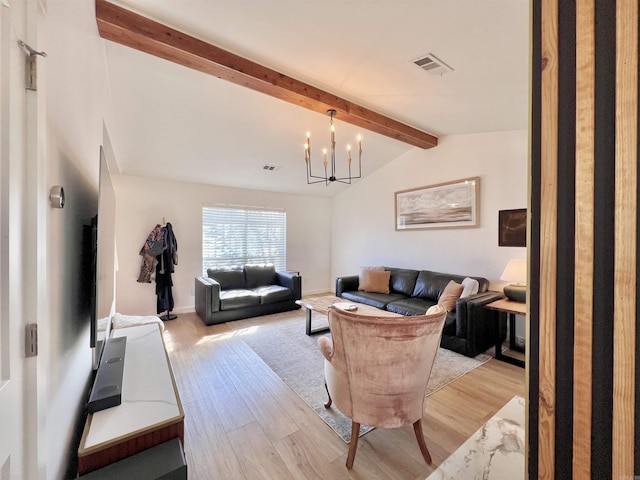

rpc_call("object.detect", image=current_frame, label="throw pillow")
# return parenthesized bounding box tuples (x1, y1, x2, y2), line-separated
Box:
(426, 304, 446, 315)
(359, 265, 384, 289)
(360, 265, 384, 274)
(438, 280, 464, 312)
(360, 269, 391, 294)
(460, 277, 480, 298)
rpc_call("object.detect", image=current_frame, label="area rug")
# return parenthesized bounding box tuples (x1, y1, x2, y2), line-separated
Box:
(426, 395, 525, 480)
(227, 310, 492, 443)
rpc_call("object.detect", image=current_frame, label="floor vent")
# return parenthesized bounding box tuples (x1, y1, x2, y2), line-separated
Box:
(412, 53, 454, 76)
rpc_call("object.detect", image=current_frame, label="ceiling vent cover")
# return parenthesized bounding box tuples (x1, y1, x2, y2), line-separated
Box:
(262, 164, 282, 172)
(412, 53, 453, 76)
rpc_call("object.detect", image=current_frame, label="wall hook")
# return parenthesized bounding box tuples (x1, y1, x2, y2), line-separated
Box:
(17, 41, 46, 91)
(18, 40, 46, 58)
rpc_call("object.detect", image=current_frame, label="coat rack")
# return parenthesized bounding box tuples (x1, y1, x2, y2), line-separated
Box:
(138, 219, 178, 321)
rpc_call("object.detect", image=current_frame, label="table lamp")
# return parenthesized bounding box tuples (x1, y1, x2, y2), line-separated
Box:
(500, 259, 527, 302)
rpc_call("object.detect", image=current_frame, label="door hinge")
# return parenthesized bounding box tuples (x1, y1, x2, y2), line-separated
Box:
(25, 324, 38, 357)
(18, 40, 47, 91)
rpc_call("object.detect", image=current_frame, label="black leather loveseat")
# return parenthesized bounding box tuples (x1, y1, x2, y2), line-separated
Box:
(336, 267, 505, 357)
(195, 264, 301, 325)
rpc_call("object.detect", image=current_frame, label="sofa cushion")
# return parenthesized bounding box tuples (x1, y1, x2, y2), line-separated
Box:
(219, 289, 260, 310)
(412, 271, 455, 301)
(360, 269, 390, 293)
(438, 280, 464, 312)
(386, 268, 420, 296)
(207, 268, 246, 289)
(252, 285, 293, 305)
(340, 291, 406, 309)
(386, 297, 434, 316)
(244, 264, 277, 288)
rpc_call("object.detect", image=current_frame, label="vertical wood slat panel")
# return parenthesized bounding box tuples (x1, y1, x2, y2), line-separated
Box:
(554, 3, 577, 477)
(539, 0, 559, 477)
(528, 1, 543, 477)
(573, 1, 595, 478)
(613, 1, 638, 478)
(537, 1, 640, 477)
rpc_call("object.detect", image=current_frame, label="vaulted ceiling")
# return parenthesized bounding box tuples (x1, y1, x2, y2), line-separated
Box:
(101, 0, 530, 197)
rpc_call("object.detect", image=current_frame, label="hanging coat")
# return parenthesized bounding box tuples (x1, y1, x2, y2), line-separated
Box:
(155, 222, 178, 314)
(137, 224, 164, 283)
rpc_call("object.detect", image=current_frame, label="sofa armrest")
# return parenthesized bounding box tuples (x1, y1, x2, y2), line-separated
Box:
(276, 271, 302, 300)
(454, 291, 506, 356)
(336, 275, 359, 296)
(195, 276, 221, 325)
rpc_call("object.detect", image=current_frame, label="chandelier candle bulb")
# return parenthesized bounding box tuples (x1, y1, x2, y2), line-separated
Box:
(323, 149, 328, 169)
(306, 132, 311, 155)
(347, 145, 352, 165)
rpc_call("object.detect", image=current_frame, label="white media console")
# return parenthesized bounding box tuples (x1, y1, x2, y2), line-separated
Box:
(77, 323, 185, 475)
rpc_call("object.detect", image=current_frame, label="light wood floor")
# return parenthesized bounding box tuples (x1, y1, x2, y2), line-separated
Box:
(162, 310, 526, 480)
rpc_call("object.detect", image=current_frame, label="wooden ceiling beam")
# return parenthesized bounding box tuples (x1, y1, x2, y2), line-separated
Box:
(95, 0, 438, 149)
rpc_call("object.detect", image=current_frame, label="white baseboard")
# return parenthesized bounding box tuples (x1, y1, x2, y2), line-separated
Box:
(303, 288, 333, 296)
(171, 306, 196, 315)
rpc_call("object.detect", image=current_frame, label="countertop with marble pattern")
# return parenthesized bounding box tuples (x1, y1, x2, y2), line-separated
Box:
(426, 395, 525, 480)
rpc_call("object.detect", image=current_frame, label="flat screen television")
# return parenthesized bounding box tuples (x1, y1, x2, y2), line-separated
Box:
(88, 146, 117, 369)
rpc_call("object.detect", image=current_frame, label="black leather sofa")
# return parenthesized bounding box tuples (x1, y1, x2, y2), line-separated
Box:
(195, 264, 301, 325)
(336, 267, 505, 357)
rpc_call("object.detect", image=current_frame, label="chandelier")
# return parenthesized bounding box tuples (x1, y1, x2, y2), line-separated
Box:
(304, 109, 362, 185)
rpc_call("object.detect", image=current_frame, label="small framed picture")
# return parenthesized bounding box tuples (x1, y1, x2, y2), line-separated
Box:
(498, 209, 527, 247)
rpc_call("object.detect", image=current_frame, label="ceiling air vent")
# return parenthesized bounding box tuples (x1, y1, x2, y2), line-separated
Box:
(262, 164, 281, 172)
(412, 53, 453, 76)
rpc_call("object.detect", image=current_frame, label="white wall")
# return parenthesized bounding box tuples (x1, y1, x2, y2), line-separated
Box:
(112, 175, 332, 316)
(40, 2, 113, 478)
(331, 130, 528, 289)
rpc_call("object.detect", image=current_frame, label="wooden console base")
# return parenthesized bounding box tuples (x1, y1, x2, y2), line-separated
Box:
(78, 324, 184, 475)
(78, 418, 184, 474)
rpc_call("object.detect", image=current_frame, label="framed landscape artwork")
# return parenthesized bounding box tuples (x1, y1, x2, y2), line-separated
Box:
(498, 208, 527, 247)
(395, 177, 480, 230)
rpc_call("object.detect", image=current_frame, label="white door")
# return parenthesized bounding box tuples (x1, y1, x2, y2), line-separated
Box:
(0, 1, 39, 479)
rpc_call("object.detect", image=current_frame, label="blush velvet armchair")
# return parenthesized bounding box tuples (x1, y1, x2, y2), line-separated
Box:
(317, 303, 447, 469)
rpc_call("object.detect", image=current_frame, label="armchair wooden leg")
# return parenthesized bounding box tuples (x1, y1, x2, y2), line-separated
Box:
(413, 419, 432, 465)
(346, 421, 360, 469)
(323, 383, 332, 408)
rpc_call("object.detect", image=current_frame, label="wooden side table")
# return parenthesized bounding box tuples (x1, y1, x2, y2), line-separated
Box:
(485, 298, 526, 368)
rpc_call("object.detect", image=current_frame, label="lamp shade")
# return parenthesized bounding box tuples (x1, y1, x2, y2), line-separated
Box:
(501, 259, 527, 302)
(500, 259, 527, 285)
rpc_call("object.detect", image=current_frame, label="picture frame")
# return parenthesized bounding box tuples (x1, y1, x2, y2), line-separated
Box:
(395, 177, 480, 230)
(498, 208, 527, 247)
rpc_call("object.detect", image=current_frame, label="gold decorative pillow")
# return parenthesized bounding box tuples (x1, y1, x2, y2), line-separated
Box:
(360, 269, 391, 294)
(359, 265, 384, 275)
(438, 280, 464, 312)
(359, 266, 384, 289)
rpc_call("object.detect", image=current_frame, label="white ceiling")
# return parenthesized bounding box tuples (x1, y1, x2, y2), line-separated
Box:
(104, 0, 530, 198)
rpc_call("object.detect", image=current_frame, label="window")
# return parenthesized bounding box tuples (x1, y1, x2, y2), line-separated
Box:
(202, 205, 286, 274)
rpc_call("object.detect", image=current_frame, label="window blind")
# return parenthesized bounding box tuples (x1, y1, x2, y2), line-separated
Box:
(202, 206, 286, 274)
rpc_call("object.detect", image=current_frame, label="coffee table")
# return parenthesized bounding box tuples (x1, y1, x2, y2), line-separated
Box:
(296, 295, 401, 335)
